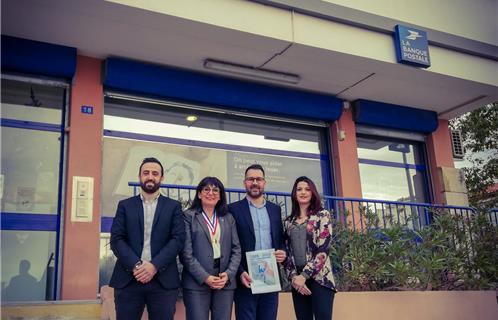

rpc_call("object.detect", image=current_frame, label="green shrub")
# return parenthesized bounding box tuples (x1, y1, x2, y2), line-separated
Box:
(330, 207, 498, 291)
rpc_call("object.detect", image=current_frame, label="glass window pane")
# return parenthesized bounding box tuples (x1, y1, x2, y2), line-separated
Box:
(99, 233, 115, 288)
(357, 134, 428, 203)
(105, 99, 322, 152)
(105, 115, 320, 154)
(1, 231, 56, 302)
(357, 136, 421, 165)
(359, 164, 426, 203)
(1, 79, 64, 124)
(1, 127, 61, 214)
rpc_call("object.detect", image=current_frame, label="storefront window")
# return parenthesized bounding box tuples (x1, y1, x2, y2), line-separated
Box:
(357, 135, 428, 203)
(99, 96, 332, 287)
(1, 78, 66, 301)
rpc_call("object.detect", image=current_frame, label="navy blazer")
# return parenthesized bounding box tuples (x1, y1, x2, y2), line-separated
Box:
(181, 208, 241, 290)
(228, 198, 284, 281)
(109, 195, 186, 289)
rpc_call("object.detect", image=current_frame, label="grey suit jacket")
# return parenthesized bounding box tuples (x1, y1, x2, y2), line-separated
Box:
(181, 208, 241, 290)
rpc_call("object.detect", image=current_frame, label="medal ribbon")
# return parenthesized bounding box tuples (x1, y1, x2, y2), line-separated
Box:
(201, 211, 218, 236)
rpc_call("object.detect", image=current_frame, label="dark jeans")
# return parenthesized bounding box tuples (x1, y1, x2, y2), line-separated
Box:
(234, 286, 278, 320)
(291, 278, 335, 320)
(114, 278, 178, 320)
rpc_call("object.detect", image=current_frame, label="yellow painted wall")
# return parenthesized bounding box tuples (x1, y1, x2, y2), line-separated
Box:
(325, 0, 498, 45)
(105, 0, 293, 41)
(105, 0, 498, 87)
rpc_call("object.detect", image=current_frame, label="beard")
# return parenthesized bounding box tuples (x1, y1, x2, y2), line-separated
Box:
(140, 180, 161, 194)
(246, 185, 264, 198)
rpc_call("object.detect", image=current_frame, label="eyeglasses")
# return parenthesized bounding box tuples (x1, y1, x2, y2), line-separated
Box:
(201, 187, 220, 195)
(244, 177, 265, 183)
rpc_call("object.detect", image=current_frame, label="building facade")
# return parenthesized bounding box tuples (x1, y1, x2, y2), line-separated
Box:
(1, 0, 497, 301)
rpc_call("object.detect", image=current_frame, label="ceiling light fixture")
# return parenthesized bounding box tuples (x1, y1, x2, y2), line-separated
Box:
(186, 115, 198, 122)
(186, 115, 198, 127)
(204, 59, 300, 84)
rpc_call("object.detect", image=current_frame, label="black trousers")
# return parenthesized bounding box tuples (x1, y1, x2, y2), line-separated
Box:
(291, 278, 335, 320)
(114, 278, 178, 320)
(234, 287, 278, 320)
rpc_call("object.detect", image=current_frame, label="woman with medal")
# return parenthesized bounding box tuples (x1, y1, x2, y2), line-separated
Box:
(181, 177, 241, 320)
(284, 176, 336, 320)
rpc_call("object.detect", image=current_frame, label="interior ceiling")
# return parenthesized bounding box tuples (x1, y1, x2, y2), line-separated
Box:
(2, 0, 497, 120)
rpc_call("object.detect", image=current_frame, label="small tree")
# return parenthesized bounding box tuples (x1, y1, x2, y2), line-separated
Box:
(450, 102, 498, 208)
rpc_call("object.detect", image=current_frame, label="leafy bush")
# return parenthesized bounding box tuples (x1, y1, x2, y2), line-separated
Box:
(330, 207, 498, 291)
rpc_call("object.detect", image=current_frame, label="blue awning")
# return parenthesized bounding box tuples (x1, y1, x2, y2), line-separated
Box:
(1, 35, 77, 79)
(354, 99, 438, 133)
(103, 57, 343, 121)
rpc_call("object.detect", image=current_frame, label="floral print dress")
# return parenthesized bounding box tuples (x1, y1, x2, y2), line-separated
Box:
(284, 209, 336, 290)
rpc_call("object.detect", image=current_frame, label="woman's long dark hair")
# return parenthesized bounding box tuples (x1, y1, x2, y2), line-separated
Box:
(290, 176, 323, 218)
(189, 176, 228, 216)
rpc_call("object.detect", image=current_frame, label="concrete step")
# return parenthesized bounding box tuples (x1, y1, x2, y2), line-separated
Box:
(1, 300, 101, 320)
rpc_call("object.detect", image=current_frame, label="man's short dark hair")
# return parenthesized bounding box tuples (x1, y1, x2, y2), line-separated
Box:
(139, 157, 164, 177)
(244, 164, 265, 177)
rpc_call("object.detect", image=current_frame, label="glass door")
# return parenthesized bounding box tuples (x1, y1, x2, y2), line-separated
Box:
(1, 77, 67, 301)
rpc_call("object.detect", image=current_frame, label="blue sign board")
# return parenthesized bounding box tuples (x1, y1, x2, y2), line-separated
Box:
(394, 25, 431, 68)
(81, 105, 93, 114)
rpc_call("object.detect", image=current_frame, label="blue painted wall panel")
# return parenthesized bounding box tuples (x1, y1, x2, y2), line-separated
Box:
(354, 99, 438, 133)
(104, 57, 343, 121)
(1, 35, 77, 79)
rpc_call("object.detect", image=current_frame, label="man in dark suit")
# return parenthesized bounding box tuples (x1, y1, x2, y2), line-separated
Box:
(228, 164, 286, 320)
(110, 157, 185, 320)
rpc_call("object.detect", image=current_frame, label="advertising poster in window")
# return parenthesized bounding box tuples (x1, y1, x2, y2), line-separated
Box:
(226, 151, 323, 192)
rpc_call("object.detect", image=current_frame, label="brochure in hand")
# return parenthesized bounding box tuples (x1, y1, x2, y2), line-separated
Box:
(246, 249, 282, 294)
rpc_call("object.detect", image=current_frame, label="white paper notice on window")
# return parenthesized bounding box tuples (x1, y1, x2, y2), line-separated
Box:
(246, 249, 281, 294)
